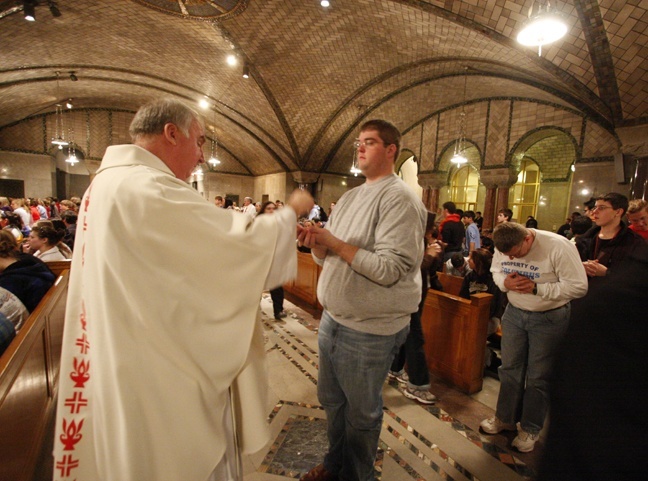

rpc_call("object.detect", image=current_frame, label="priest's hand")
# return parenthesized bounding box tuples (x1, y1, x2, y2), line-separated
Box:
(287, 189, 314, 218)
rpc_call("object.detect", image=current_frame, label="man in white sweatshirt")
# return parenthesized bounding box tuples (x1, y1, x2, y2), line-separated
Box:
(480, 222, 588, 453)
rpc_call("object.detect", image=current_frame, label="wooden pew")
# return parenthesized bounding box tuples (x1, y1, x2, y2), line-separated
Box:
(0, 270, 70, 481)
(421, 289, 492, 394)
(284, 251, 322, 308)
(437, 271, 464, 296)
(45, 259, 72, 278)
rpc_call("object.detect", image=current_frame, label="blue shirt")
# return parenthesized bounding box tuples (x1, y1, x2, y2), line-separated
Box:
(464, 222, 481, 254)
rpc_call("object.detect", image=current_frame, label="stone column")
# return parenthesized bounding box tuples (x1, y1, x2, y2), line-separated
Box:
(479, 167, 518, 230)
(418, 172, 448, 213)
(482, 185, 497, 231)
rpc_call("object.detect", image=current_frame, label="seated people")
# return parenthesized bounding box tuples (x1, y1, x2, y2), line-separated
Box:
(1, 211, 24, 243)
(0, 312, 16, 356)
(25, 223, 70, 261)
(0, 230, 56, 313)
(0, 285, 29, 333)
(61, 210, 78, 250)
(459, 249, 506, 373)
(445, 252, 471, 277)
(480, 228, 495, 254)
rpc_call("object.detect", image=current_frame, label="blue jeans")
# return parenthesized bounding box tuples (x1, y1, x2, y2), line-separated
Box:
(496, 303, 570, 434)
(318, 311, 408, 481)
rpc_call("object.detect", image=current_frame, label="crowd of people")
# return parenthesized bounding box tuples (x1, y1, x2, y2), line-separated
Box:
(0, 196, 80, 355)
(3, 98, 646, 480)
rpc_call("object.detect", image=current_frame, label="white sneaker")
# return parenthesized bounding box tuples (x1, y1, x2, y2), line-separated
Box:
(403, 387, 437, 404)
(387, 370, 409, 385)
(511, 423, 539, 452)
(480, 416, 516, 434)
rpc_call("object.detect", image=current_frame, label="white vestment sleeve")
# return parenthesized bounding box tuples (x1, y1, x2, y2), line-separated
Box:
(263, 207, 298, 290)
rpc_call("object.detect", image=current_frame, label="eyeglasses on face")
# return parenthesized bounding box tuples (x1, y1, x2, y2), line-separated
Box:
(353, 139, 386, 150)
(592, 205, 614, 212)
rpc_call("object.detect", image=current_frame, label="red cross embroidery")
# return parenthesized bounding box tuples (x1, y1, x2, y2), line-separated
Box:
(75, 333, 90, 354)
(64, 391, 88, 414)
(70, 358, 90, 388)
(55, 453, 80, 477)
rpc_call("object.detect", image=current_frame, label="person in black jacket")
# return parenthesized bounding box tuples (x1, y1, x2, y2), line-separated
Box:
(538, 243, 648, 481)
(579, 193, 644, 278)
(439, 201, 465, 261)
(0, 230, 55, 313)
(389, 219, 442, 405)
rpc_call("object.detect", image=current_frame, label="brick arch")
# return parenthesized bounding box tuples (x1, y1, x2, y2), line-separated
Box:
(396, 148, 418, 175)
(508, 127, 578, 181)
(437, 138, 483, 176)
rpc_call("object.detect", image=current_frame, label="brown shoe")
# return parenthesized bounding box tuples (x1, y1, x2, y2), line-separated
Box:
(300, 463, 339, 481)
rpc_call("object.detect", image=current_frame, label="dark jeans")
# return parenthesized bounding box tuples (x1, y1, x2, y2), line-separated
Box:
(390, 290, 431, 389)
(270, 287, 284, 316)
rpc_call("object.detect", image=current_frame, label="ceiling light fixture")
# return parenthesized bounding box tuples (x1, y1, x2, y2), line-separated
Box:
(208, 113, 221, 167)
(451, 69, 469, 165)
(321, 0, 330, 7)
(517, 1, 568, 56)
(208, 133, 221, 167)
(66, 99, 73, 109)
(65, 106, 78, 165)
(242, 63, 249, 79)
(23, 0, 35, 21)
(51, 72, 68, 149)
(48, 1, 61, 17)
(350, 145, 361, 176)
(226, 54, 237, 66)
(199, 98, 210, 110)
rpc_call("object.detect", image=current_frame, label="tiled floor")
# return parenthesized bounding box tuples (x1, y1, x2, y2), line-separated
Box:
(249, 294, 544, 481)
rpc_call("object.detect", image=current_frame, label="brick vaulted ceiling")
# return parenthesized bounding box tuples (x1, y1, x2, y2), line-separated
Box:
(0, 0, 645, 176)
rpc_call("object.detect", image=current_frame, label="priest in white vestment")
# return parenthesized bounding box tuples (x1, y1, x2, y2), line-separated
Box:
(53, 99, 313, 481)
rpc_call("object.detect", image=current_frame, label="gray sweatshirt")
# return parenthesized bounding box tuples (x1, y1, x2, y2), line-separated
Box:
(315, 174, 426, 335)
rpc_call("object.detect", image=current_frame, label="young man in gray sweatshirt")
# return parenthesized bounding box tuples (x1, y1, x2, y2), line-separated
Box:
(299, 119, 427, 481)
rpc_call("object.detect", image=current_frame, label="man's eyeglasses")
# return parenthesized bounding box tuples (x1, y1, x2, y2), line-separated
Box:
(592, 205, 614, 212)
(353, 139, 385, 150)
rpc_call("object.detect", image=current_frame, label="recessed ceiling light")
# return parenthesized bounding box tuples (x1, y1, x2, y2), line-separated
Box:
(226, 54, 237, 66)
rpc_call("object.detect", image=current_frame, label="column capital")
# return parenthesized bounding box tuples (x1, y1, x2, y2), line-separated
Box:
(291, 171, 320, 184)
(616, 124, 648, 157)
(479, 167, 518, 189)
(418, 171, 448, 189)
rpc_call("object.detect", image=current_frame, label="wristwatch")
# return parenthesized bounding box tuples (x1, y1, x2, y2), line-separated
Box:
(532, 284, 538, 295)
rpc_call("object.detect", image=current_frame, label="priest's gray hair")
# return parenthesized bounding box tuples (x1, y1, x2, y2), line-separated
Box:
(129, 98, 201, 141)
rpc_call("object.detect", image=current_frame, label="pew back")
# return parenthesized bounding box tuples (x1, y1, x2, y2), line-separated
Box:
(0, 270, 69, 481)
(284, 251, 322, 308)
(437, 271, 464, 296)
(421, 289, 491, 394)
